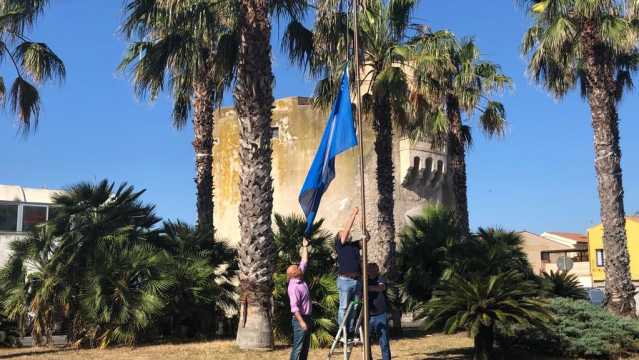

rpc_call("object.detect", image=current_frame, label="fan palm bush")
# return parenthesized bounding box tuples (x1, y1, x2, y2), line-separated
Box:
(79, 238, 168, 348)
(0, 226, 66, 346)
(541, 270, 588, 300)
(0, 180, 167, 347)
(418, 270, 551, 360)
(396, 205, 461, 312)
(455, 228, 534, 279)
(272, 214, 338, 348)
(0, 314, 20, 347)
(154, 221, 237, 339)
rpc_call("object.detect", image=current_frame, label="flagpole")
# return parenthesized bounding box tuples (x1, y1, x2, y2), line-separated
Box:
(351, 0, 370, 358)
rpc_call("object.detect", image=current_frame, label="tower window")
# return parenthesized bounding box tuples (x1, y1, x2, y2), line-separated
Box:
(271, 127, 279, 139)
(413, 156, 420, 170)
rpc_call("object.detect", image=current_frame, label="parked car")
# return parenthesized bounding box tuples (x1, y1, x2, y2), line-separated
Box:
(586, 287, 605, 306)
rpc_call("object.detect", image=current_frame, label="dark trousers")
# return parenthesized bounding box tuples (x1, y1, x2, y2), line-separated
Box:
(368, 313, 391, 360)
(290, 315, 312, 360)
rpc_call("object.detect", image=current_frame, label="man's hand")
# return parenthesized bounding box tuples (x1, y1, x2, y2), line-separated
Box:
(363, 229, 370, 242)
(300, 320, 309, 332)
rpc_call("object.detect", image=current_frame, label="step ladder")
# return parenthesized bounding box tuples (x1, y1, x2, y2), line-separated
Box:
(328, 299, 364, 360)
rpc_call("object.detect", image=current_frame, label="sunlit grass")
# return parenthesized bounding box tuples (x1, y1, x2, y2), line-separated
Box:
(1, 332, 638, 360)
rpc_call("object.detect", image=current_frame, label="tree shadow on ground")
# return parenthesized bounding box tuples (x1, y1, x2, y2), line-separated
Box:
(0, 347, 70, 359)
(405, 347, 473, 359)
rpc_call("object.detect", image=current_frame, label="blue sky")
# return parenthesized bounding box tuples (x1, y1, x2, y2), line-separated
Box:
(0, 1, 637, 234)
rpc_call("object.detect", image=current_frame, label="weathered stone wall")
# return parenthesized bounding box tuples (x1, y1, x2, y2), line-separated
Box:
(213, 97, 452, 256)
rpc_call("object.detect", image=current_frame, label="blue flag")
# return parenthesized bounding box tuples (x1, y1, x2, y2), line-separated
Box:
(299, 69, 358, 236)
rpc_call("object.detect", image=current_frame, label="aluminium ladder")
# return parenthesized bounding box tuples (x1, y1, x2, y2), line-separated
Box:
(328, 299, 364, 360)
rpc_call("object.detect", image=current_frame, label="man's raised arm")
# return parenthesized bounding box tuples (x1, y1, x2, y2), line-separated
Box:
(339, 207, 359, 244)
(300, 238, 309, 273)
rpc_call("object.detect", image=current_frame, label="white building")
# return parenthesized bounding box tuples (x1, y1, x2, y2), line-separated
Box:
(0, 185, 62, 265)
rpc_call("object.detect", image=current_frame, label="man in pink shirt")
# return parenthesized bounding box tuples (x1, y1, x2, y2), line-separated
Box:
(287, 238, 312, 360)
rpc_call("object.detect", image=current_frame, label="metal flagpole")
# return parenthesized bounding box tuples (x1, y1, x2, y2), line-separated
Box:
(351, 0, 370, 359)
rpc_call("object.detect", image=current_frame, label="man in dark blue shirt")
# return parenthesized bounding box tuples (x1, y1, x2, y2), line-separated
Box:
(335, 207, 362, 329)
(367, 262, 391, 360)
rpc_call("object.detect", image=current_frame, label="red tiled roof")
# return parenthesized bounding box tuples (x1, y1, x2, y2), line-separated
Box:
(545, 232, 588, 243)
(627, 216, 639, 223)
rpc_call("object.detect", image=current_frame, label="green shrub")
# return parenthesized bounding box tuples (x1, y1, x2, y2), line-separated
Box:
(497, 297, 639, 358)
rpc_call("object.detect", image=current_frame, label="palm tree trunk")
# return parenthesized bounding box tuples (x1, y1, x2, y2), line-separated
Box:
(473, 324, 494, 360)
(372, 98, 396, 277)
(446, 95, 470, 236)
(192, 79, 215, 237)
(373, 98, 401, 331)
(582, 25, 636, 317)
(234, 0, 276, 350)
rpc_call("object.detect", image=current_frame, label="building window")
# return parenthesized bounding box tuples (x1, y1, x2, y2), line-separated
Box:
(47, 206, 59, 222)
(596, 249, 605, 267)
(0, 204, 18, 232)
(271, 127, 279, 139)
(22, 205, 47, 232)
(541, 252, 550, 262)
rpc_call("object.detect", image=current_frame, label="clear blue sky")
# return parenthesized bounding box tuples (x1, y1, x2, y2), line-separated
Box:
(0, 1, 637, 234)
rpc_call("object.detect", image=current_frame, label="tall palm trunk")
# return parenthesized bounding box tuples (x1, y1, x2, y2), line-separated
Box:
(446, 95, 470, 236)
(373, 98, 401, 331)
(582, 24, 635, 317)
(192, 77, 215, 237)
(372, 97, 396, 277)
(234, 0, 276, 349)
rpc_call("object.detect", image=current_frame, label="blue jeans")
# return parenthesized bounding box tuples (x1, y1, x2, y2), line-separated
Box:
(337, 276, 361, 330)
(290, 315, 312, 360)
(369, 313, 391, 360)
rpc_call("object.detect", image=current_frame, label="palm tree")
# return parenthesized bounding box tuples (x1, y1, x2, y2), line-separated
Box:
(411, 34, 511, 235)
(520, 0, 639, 316)
(231, 0, 277, 349)
(285, 0, 419, 288)
(418, 270, 551, 360)
(120, 0, 238, 234)
(232, 0, 309, 349)
(0, 0, 65, 134)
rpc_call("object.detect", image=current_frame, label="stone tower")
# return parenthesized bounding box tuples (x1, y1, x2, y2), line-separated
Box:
(212, 97, 453, 250)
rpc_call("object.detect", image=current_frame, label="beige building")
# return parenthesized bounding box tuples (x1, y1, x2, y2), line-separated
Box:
(213, 97, 453, 257)
(519, 230, 591, 287)
(0, 185, 62, 265)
